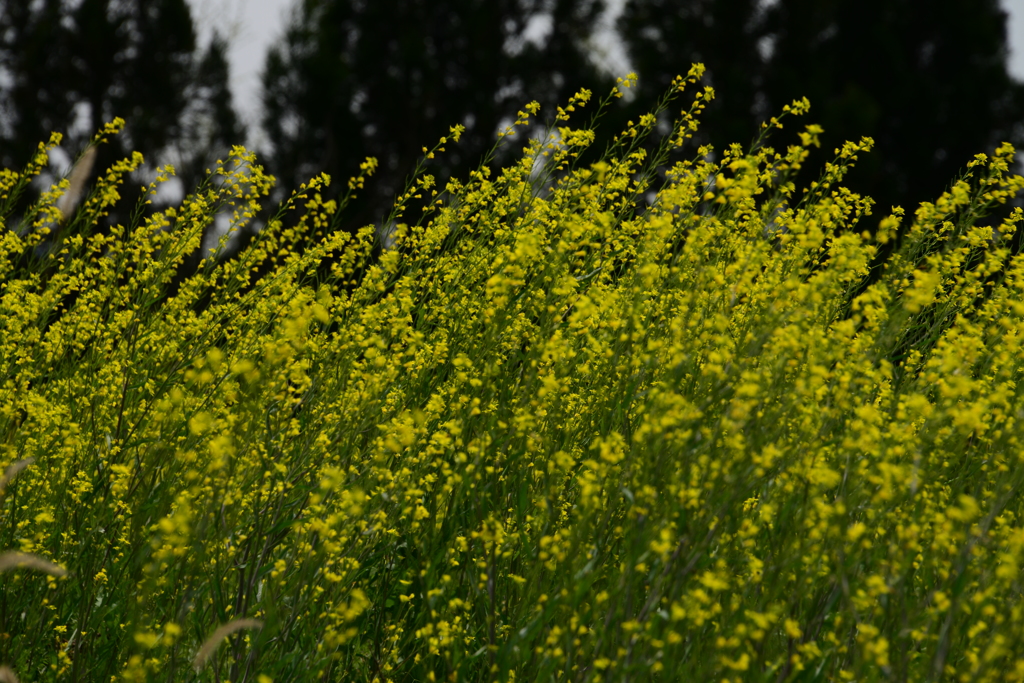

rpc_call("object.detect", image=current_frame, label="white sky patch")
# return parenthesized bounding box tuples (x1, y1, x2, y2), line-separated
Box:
(47, 146, 73, 176)
(186, 0, 294, 150)
(154, 176, 186, 206)
(202, 211, 234, 254)
(69, 101, 94, 139)
(523, 12, 554, 47)
(590, 0, 631, 78)
(1005, 0, 1024, 80)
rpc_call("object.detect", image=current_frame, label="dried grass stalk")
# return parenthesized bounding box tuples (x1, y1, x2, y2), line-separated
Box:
(0, 458, 34, 496)
(193, 618, 264, 671)
(57, 145, 97, 220)
(0, 551, 67, 577)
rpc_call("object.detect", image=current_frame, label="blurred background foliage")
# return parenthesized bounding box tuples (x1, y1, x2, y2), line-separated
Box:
(2, 0, 1023, 245)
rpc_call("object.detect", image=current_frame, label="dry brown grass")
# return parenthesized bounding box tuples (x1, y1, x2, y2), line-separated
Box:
(0, 552, 66, 577)
(193, 618, 264, 671)
(0, 458, 33, 496)
(56, 145, 97, 220)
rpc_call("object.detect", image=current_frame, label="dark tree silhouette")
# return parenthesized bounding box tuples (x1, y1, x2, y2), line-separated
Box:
(177, 30, 246, 182)
(617, 0, 768, 154)
(760, 0, 1024, 213)
(617, 0, 1024, 217)
(260, 0, 611, 230)
(0, 0, 244, 223)
(0, 0, 74, 172)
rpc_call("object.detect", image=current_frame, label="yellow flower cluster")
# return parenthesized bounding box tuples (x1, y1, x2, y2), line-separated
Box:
(1, 65, 1024, 681)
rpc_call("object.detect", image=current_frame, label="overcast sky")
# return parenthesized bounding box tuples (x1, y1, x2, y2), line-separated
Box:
(186, 0, 1024, 149)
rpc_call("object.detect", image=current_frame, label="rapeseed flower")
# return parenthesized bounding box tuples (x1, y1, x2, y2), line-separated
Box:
(1, 65, 1024, 681)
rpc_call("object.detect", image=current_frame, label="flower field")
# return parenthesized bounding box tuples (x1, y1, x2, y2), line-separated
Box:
(2, 66, 1024, 681)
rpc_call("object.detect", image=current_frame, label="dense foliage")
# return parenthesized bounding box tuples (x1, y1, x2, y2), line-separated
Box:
(3, 69, 1024, 682)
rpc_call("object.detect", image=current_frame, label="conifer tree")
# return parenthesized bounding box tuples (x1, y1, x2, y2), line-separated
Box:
(0, 0, 72, 172)
(617, 0, 1024, 217)
(260, 0, 609, 230)
(177, 30, 246, 183)
(617, 0, 766, 154)
(0, 0, 243, 224)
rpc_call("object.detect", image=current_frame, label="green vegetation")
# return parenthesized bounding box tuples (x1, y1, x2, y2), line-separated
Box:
(2, 67, 1024, 682)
